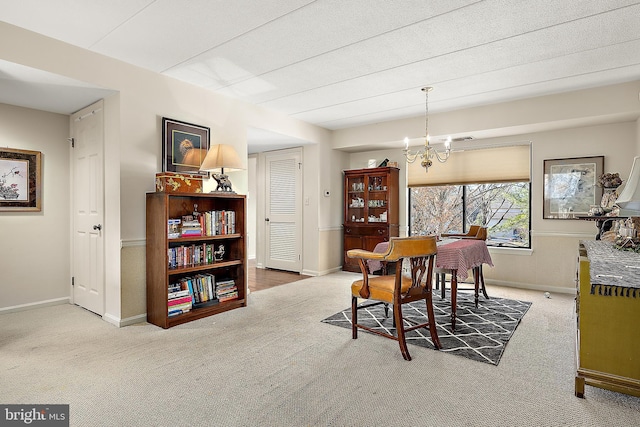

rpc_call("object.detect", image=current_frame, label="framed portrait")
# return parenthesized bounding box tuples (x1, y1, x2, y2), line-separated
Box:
(0, 147, 42, 212)
(162, 117, 210, 175)
(543, 156, 604, 219)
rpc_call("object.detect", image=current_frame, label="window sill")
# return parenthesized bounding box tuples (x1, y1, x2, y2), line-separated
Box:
(487, 246, 532, 256)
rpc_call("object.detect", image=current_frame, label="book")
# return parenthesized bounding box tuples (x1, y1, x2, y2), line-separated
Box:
(168, 289, 190, 299)
(168, 296, 193, 306)
(168, 218, 181, 239)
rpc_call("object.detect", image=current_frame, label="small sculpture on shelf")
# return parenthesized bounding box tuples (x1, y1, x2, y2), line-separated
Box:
(214, 244, 225, 261)
(213, 173, 234, 192)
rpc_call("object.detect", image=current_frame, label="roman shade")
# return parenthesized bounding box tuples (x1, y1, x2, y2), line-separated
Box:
(407, 144, 531, 187)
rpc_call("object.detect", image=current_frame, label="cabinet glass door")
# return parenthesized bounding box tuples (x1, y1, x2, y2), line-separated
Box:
(346, 175, 365, 223)
(367, 174, 388, 223)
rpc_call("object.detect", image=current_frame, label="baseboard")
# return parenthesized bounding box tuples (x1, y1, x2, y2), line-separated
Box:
(302, 266, 343, 277)
(486, 279, 575, 295)
(102, 312, 147, 327)
(0, 297, 70, 314)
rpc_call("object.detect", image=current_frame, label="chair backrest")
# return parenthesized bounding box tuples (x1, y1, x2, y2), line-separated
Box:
(385, 236, 438, 297)
(474, 227, 488, 240)
(467, 225, 481, 236)
(383, 236, 438, 262)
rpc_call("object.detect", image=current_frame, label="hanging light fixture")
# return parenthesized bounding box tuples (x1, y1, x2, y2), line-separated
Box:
(403, 86, 451, 172)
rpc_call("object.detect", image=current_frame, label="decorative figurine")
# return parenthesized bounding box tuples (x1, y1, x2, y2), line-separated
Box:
(214, 244, 225, 261)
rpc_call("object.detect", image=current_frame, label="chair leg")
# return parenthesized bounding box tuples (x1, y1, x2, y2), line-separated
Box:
(351, 296, 358, 339)
(383, 303, 389, 318)
(394, 302, 411, 361)
(451, 272, 458, 331)
(473, 267, 480, 309)
(440, 273, 446, 299)
(479, 265, 489, 299)
(424, 294, 441, 350)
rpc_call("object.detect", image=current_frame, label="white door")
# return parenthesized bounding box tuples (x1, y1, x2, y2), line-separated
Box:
(71, 101, 105, 315)
(265, 148, 302, 272)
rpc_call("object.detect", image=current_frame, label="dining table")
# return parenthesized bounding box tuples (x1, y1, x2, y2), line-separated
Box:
(367, 237, 494, 331)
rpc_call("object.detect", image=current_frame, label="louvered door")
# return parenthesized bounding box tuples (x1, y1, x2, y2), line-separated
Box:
(265, 148, 302, 272)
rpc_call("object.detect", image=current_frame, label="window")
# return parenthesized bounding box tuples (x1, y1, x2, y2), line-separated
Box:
(409, 182, 530, 248)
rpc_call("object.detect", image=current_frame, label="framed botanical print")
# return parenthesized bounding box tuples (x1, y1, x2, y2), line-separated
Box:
(0, 147, 41, 212)
(543, 156, 604, 219)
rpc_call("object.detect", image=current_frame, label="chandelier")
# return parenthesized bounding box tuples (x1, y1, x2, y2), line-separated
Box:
(403, 86, 451, 172)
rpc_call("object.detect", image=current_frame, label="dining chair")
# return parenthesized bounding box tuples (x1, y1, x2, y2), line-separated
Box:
(441, 225, 487, 240)
(347, 236, 441, 361)
(435, 226, 489, 300)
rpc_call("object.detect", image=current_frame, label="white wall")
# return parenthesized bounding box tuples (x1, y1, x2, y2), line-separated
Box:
(0, 103, 70, 310)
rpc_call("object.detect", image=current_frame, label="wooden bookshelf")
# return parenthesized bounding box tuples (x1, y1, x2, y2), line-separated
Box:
(146, 192, 247, 328)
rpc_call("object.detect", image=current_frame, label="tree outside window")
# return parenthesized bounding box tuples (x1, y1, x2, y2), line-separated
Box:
(409, 182, 530, 248)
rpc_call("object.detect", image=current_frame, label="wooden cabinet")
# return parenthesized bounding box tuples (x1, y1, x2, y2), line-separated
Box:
(146, 192, 247, 328)
(343, 167, 399, 272)
(575, 241, 640, 398)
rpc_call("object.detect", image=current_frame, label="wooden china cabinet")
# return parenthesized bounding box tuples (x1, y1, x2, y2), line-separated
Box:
(342, 166, 399, 272)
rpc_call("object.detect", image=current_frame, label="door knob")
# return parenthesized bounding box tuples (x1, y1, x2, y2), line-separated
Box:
(93, 224, 102, 231)
(265, 218, 270, 222)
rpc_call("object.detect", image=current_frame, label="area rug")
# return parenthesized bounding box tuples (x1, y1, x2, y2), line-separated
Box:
(322, 291, 531, 365)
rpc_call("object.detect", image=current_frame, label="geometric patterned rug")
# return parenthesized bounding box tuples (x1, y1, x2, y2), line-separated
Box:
(321, 291, 531, 365)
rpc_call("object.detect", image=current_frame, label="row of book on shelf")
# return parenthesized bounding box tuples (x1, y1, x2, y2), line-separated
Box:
(168, 210, 236, 239)
(168, 243, 225, 269)
(168, 273, 238, 317)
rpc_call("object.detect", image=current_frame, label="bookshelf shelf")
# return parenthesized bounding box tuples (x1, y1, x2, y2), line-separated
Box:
(146, 191, 247, 329)
(167, 260, 243, 276)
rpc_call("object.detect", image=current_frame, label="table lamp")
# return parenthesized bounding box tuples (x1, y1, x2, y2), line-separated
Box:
(200, 143, 244, 193)
(616, 156, 640, 216)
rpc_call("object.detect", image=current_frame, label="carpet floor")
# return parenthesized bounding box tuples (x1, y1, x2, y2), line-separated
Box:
(322, 291, 531, 365)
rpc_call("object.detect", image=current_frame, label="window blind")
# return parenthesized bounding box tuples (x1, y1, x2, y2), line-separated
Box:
(407, 144, 531, 187)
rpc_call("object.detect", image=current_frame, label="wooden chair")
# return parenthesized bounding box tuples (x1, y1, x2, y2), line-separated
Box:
(347, 236, 441, 361)
(441, 225, 487, 240)
(435, 226, 489, 300)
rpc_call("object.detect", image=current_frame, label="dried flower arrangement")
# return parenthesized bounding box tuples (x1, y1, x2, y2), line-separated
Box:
(598, 172, 622, 188)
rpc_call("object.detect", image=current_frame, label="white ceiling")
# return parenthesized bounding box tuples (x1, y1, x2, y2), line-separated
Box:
(2, 0, 640, 149)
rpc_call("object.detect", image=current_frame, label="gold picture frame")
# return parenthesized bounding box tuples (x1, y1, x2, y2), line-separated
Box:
(0, 147, 41, 212)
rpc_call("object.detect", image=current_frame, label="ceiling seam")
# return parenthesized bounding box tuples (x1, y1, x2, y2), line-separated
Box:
(209, 0, 484, 90)
(311, 61, 640, 129)
(284, 36, 640, 116)
(87, 0, 158, 49)
(160, 0, 319, 74)
(241, 2, 640, 105)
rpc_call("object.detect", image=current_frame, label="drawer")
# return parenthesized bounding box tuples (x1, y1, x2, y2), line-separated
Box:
(344, 226, 389, 237)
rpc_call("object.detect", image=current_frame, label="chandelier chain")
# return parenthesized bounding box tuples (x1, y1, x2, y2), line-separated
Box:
(424, 86, 429, 142)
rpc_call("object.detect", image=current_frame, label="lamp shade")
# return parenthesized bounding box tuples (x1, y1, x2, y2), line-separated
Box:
(616, 156, 640, 213)
(199, 143, 244, 172)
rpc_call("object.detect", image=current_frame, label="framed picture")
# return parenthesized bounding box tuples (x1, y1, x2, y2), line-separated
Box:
(162, 117, 210, 175)
(0, 147, 42, 212)
(543, 156, 604, 219)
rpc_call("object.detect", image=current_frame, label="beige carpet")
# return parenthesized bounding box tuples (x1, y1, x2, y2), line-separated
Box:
(1, 271, 639, 426)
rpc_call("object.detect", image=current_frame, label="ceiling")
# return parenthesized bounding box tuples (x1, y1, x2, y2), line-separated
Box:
(2, 0, 640, 149)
